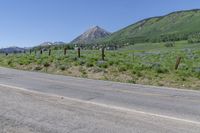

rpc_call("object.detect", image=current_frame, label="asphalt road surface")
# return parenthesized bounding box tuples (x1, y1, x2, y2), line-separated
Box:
(0, 67, 200, 133)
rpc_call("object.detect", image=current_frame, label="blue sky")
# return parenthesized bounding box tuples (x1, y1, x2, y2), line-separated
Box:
(0, 0, 200, 47)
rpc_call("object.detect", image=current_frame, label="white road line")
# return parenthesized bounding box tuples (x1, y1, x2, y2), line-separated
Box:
(0, 83, 200, 126)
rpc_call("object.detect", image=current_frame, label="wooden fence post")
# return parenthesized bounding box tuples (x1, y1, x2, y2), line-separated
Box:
(78, 47, 80, 58)
(64, 48, 67, 55)
(48, 49, 51, 56)
(102, 47, 105, 61)
(175, 57, 182, 70)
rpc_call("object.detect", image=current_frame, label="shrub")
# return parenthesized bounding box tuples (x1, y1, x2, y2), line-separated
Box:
(59, 65, 66, 71)
(34, 66, 43, 71)
(154, 67, 168, 74)
(97, 61, 108, 68)
(43, 62, 50, 68)
(164, 42, 175, 47)
(78, 60, 86, 66)
(7, 60, 12, 65)
(79, 67, 87, 75)
(192, 67, 200, 78)
(188, 33, 200, 43)
(118, 65, 127, 72)
(86, 62, 94, 67)
(36, 59, 43, 65)
(108, 60, 114, 66)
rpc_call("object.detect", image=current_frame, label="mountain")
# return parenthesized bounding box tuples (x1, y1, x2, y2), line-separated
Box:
(100, 9, 200, 44)
(53, 42, 67, 45)
(31, 41, 69, 51)
(0, 47, 26, 53)
(39, 42, 54, 47)
(37, 41, 67, 47)
(71, 26, 111, 44)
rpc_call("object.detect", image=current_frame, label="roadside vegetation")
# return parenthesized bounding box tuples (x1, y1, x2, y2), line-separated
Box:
(0, 40, 200, 90)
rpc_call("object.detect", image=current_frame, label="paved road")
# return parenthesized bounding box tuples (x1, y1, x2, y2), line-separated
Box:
(0, 67, 200, 132)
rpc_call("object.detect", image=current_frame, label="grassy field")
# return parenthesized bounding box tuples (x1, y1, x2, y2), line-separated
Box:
(0, 41, 200, 90)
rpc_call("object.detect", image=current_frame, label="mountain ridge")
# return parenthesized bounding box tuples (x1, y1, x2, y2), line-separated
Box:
(98, 9, 200, 45)
(0, 46, 26, 53)
(71, 26, 111, 44)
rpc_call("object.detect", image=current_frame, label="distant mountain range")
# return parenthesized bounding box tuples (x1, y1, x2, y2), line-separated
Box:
(71, 26, 111, 44)
(0, 47, 26, 53)
(39, 41, 67, 47)
(0, 42, 68, 53)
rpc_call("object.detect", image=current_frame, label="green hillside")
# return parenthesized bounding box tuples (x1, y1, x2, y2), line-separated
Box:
(100, 9, 200, 44)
